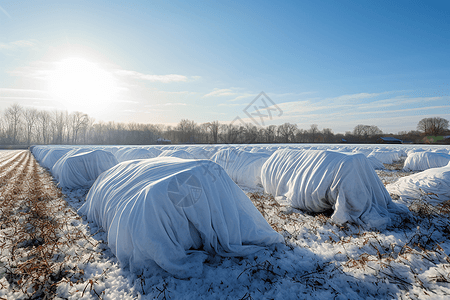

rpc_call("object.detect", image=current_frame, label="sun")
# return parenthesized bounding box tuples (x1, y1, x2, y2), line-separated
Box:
(47, 57, 119, 114)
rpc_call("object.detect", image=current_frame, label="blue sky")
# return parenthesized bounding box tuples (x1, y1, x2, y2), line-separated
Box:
(0, 0, 449, 133)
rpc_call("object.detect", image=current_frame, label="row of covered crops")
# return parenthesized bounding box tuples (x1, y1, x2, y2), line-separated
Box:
(30, 144, 450, 277)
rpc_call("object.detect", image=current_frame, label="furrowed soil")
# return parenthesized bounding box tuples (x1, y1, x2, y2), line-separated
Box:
(1, 151, 450, 299)
(0, 151, 93, 299)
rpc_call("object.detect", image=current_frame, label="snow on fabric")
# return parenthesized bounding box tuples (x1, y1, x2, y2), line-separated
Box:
(158, 149, 195, 159)
(403, 151, 450, 171)
(116, 148, 157, 162)
(78, 157, 283, 278)
(211, 148, 271, 188)
(261, 149, 409, 229)
(386, 163, 450, 205)
(52, 150, 118, 189)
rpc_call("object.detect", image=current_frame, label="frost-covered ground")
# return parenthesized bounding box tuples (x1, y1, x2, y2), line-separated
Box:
(2, 145, 450, 299)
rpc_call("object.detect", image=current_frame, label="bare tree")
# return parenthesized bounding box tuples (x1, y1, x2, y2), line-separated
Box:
(322, 128, 334, 143)
(80, 116, 95, 144)
(295, 128, 307, 143)
(0, 104, 351, 145)
(417, 117, 449, 135)
(4, 104, 23, 144)
(177, 119, 197, 143)
(353, 124, 369, 137)
(0, 118, 5, 142)
(353, 124, 382, 140)
(220, 123, 240, 144)
(278, 123, 297, 143)
(367, 125, 382, 136)
(37, 110, 52, 144)
(23, 108, 38, 145)
(308, 124, 320, 142)
(69, 111, 90, 144)
(204, 121, 219, 144)
(264, 125, 277, 143)
(244, 123, 259, 143)
(52, 110, 69, 144)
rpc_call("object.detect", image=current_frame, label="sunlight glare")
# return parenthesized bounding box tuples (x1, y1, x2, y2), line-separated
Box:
(48, 57, 119, 114)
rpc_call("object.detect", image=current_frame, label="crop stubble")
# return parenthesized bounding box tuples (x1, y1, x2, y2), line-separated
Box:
(0, 151, 93, 299)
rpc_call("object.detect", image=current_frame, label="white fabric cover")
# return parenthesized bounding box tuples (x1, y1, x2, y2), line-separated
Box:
(432, 148, 450, 154)
(52, 148, 93, 181)
(40, 148, 72, 169)
(104, 147, 120, 154)
(78, 158, 283, 278)
(160, 146, 176, 150)
(185, 147, 214, 159)
(113, 147, 133, 161)
(368, 150, 401, 164)
(403, 152, 450, 171)
(53, 150, 118, 189)
(406, 149, 426, 156)
(367, 156, 386, 170)
(211, 148, 271, 188)
(146, 147, 162, 157)
(159, 149, 195, 159)
(116, 148, 157, 162)
(250, 148, 276, 155)
(386, 163, 450, 205)
(352, 148, 373, 157)
(31, 146, 52, 162)
(334, 151, 385, 170)
(261, 149, 409, 229)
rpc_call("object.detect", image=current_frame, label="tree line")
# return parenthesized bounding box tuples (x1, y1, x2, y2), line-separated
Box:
(0, 104, 448, 145)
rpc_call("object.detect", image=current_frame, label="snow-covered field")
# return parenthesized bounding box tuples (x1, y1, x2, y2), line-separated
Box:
(1, 144, 450, 299)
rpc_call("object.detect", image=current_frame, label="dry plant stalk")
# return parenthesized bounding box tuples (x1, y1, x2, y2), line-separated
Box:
(0, 151, 87, 299)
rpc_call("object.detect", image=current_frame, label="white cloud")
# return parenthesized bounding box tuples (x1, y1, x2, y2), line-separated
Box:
(164, 102, 187, 106)
(0, 97, 51, 101)
(151, 90, 196, 96)
(205, 89, 317, 103)
(0, 39, 37, 50)
(125, 108, 168, 113)
(0, 88, 53, 102)
(273, 94, 444, 118)
(230, 91, 449, 134)
(115, 70, 189, 83)
(333, 92, 384, 103)
(0, 88, 48, 95)
(115, 99, 140, 104)
(228, 94, 254, 102)
(0, 88, 64, 111)
(146, 102, 188, 107)
(11, 61, 193, 87)
(217, 102, 246, 107)
(203, 88, 237, 97)
(9, 61, 53, 79)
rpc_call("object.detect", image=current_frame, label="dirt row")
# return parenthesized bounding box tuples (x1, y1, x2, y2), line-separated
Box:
(0, 151, 88, 299)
